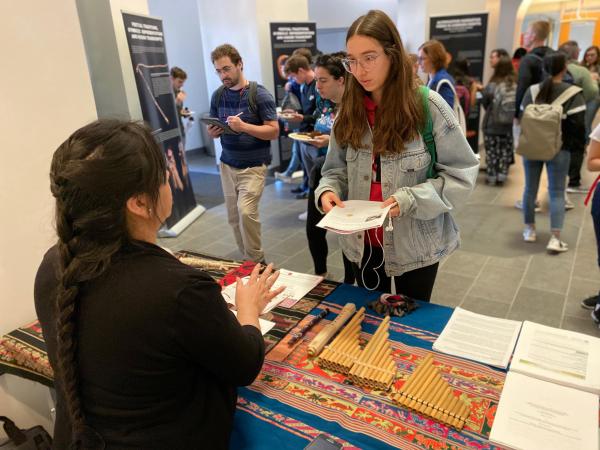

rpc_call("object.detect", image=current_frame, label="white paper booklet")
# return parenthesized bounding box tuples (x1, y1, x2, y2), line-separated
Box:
(231, 311, 275, 335)
(221, 269, 323, 314)
(489, 371, 599, 450)
(316, 200, 392, 234)
(510, 321, 600, 394)
(432, 307, 522, 369)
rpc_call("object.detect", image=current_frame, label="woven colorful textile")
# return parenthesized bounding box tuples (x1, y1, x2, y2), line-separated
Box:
(232, 283, 506, 450)
(0, 251, 337, 384)
(0, 320, 53, 387)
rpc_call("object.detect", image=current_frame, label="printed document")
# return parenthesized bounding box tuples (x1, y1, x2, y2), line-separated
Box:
(510, 321, 600, 394)
(432, 307, 522, 368)
(221, 269, 323, 314)
(231, 311, 275, 335)
(489, 371, 598, 450)
(316, 200, 392, 234)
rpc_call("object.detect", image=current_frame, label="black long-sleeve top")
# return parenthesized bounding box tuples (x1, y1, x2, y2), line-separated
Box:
(515, 46, 553, 117)
(34, 241, 264, 449)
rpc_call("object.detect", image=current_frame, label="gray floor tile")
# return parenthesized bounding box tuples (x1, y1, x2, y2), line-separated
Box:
(441, 251, 488, 278)
(468, 265, 523, 304)
(507, 287, 564, 327)
(460, 296, 510, 318)
(486, 254, 531, 271)
(430, 272, 474, 308)
(561, 315, 600, 336)
(522, 254, 573, 294)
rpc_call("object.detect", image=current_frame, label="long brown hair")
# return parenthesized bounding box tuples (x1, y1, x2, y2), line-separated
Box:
(334, 10, 424, 155)
(50, 120, 166, 448)
(490, 56, 516, 86)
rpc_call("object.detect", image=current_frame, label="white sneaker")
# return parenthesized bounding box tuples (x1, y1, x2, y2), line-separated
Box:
(546, 236, 568, 253)
(275, 172, 293, 183)
(523, 227, 537, 242)
(566, 185, 589, 194)
(564, 196, 575, 211)
(515, 199, 542, 213)
(298, 211, 308, 221)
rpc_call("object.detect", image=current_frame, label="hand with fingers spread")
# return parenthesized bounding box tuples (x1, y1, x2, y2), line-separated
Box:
(382, 196, 400, 217)
(319, 191, 344, 213)
(234, 263, 285, 330)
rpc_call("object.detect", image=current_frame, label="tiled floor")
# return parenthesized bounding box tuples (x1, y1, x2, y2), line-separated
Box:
(160, 154, 600, 337)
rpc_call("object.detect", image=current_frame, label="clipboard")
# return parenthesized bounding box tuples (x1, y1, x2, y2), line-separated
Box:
(200, 117, 240, 135)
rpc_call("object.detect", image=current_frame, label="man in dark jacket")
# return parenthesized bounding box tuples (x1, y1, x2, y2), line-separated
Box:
(515, 20, 553, 115)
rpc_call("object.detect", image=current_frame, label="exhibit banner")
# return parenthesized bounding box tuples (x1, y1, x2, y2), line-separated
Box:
(430, 13, 488, 151)
(269, 22, 317, 166)
(122, 12, 199, 231)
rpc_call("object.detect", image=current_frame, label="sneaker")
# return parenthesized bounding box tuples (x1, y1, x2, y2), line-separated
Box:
(581, 295, 599, 310)
(592, 306, 600, 327)
(298, 211, 308, 221)
(291, 186, 305, 194)
(566, 184, 589, 194)
(564, 196, 575, 210)
(485, 176, 497, 186)
(546, 236, 568, 253)
(497, 173, 508, 184)
(295, 192, 308, 199)
(515, 199, 542, 213)
(523, 227, 537, 242)
(275, 171, 292, 183)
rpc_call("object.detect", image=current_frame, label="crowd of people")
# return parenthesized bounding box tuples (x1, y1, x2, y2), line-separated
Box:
(34, 9, 600, 449)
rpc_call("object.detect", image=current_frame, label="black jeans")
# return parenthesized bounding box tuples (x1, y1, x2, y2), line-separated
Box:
(306, 170, 355, 284)
(568, 146, 585, 187)
(351, 245, 439, 301)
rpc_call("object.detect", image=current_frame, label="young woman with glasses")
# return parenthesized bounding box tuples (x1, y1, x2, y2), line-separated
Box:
(316, 10, 478, 299)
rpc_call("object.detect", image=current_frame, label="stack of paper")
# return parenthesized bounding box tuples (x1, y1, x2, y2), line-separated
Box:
(221, 269, 323, 313)
(489, 372, 598, 450)
(316, 200, 392, 235)
(432, 307, 522, 369)
(231, 311, 275, 335)
(509, 321, 600, 394)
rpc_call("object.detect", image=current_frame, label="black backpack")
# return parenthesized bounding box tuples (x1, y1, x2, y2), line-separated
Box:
(214, 81, 259, 117)
(0, 416, 52, 449)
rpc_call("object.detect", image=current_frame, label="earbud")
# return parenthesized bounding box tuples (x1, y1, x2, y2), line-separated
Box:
(385, 216, 394, 232)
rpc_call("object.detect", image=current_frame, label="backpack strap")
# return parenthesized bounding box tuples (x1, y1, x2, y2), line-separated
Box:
(214, 85, 226, 114)
(550, 85, 582, 107)
(215, 81, 259, 118)
(530, 83, 541, 103)
(419, 86, 437, 178)
(248, 81, 258, 116)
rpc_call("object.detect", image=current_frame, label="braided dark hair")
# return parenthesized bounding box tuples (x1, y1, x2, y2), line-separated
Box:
(49, 120, 166, 449)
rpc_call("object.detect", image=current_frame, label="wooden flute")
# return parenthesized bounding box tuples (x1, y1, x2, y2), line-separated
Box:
(288, 308, 330, 345)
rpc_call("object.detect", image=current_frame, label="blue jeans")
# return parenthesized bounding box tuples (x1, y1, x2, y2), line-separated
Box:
(282, 139, 301, 176)
(522, 150, 570, 231)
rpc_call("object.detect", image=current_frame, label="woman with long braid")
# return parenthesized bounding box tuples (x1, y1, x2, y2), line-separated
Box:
(34, 120, 282, 449)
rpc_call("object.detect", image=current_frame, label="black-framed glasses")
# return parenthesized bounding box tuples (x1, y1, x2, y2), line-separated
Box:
(341, 53, 382, 73)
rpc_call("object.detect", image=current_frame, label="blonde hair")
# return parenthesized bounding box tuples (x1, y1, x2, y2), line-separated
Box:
(530, 20, 550, 42)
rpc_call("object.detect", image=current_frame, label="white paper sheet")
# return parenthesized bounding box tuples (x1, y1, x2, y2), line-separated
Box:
(489, 371, 599, 450)
(221, 269, 323, 313)
(432, 307, 522, 368)
(510, 321, 600, 394)
(316, 200, 392, 234)
(231, 311, 275, 335)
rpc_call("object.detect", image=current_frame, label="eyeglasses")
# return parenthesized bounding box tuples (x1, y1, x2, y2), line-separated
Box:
(341, 53, 382, 73)
(215, 66, 234, 75)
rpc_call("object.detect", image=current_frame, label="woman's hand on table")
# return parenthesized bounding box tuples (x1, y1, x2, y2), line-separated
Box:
(319, 191, 344, 213)
(235, 263, 284, 328)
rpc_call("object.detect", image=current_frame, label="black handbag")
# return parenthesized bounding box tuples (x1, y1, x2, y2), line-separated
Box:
(0, 416, 52, 450)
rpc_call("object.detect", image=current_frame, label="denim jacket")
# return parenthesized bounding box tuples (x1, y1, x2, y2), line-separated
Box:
(315, 89, 479, 276)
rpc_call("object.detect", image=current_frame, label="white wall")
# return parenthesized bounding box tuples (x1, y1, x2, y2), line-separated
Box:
(497, 0, 522, 54)
(308, 0, 398, 29)
(0, 0, 97, 434)
(397, 0, 428, 52)
(148, 0, 210, 151)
